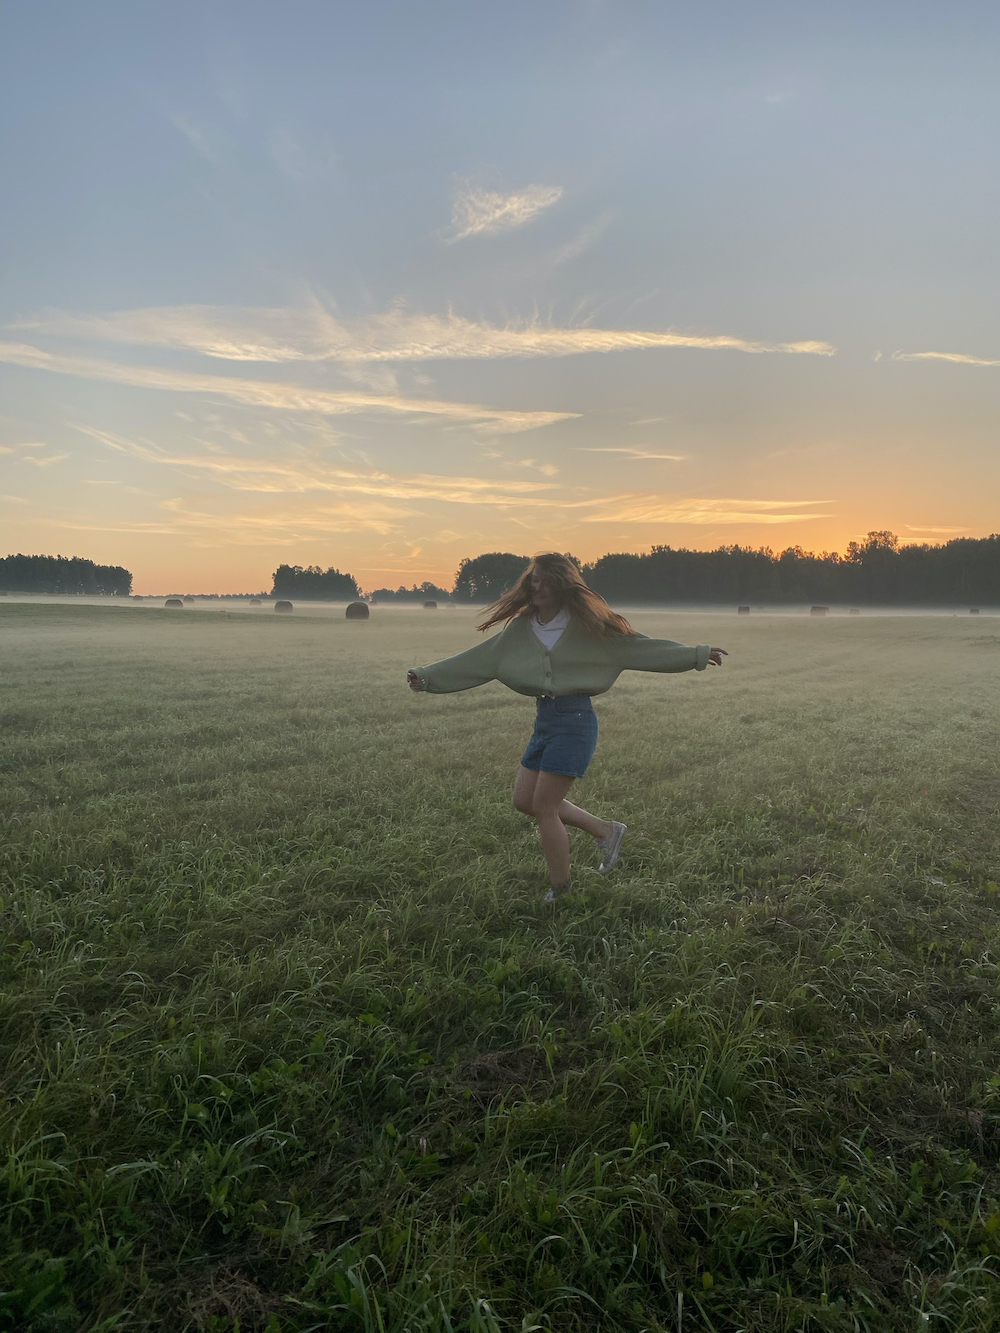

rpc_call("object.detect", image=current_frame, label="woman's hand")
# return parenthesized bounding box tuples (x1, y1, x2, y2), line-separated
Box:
(708, 647, 728, 667)
(406, 669, 426, 692)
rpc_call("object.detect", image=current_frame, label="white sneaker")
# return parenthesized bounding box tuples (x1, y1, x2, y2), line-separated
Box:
(597, 822, 627, 874)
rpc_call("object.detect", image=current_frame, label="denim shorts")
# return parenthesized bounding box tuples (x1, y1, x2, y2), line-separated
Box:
(520, 694, 599, 780)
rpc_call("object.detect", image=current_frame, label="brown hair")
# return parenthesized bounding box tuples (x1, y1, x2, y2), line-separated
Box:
(477, 552, 634, 638)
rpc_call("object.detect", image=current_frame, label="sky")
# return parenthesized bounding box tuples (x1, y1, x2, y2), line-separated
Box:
(2, 1, 998, 594)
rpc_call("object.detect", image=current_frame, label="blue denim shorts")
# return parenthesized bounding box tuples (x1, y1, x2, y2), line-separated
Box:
(520, 694, 599, 780)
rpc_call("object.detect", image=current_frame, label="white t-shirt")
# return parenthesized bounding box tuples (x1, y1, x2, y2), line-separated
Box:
(530, 606, 570, 650)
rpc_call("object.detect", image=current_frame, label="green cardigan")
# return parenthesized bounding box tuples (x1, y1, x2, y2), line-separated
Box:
(412, 614, 711, 698)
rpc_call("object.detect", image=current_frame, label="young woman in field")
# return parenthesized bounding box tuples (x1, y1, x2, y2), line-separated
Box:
(407, 553, 726, 902)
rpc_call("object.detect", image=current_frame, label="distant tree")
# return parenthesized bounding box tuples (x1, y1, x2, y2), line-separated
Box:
(0, 554, 132, 595)
(368, 581, 452, 603)
(453, 552, 530, 603)
(846, 530, 900, 561)
(270, 564, 360, 600)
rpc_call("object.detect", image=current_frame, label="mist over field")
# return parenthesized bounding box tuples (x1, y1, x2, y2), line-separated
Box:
(3, 601, 1000, 1330)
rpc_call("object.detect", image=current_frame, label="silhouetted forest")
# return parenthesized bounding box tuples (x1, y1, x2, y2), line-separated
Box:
(584, 532, 1000, 605)
(0, 554, 132, 595)
(271, 564, 360, 600)
(7, 534, 996, 605)
(447, 533, 999, 605)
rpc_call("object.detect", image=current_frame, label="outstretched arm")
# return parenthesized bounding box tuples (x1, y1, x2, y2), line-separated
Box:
(407, 634, 502, 694)
(616, 633, 725, 674)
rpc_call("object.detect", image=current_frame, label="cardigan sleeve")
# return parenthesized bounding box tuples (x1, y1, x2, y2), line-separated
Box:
(411, 633, 502, 693)
(615, 632, 711, 674)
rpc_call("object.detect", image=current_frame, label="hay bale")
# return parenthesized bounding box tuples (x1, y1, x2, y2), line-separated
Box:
(345, 601, 370, 620)
(165, 597, 183, 608)
(810, 605, 828, 617)
(970, 607, 980, 614)
(423, 600, 438, 610)
(132, 595, 143, 601)
(849, 608, 860, 615)
(249, 597, 262, 605)
(183, 596, 195, 604)
(737, 605, 750, 615)
(275, 600, 293, 614)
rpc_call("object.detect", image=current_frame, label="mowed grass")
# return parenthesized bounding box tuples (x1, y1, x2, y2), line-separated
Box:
(2, 602, 1000, 1333)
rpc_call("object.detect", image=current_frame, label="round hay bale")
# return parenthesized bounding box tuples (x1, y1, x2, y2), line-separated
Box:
(423, 600, 438, 610)
(183, 596, 195, 604)
(132, 595, 143, 601)
(275, 600, 293, 614)
(737, 605, 750, 615)
(345, 601, 370, 620)
(970, 607, 980, 614)
(849, 607, 860, 615)
(249, 597, 262, 605)
(165, 597, 183, 608)
(810, 605, 829, 617)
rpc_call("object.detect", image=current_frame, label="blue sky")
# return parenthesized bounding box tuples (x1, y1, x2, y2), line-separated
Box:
(2, 1, 998, 592)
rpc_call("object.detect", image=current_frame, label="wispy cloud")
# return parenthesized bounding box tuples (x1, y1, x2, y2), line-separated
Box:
(22, 452, 69, 467)
(0, 342, 572, 434)
(60, 497, 409, 544)
(892, 349, 1000, 367)
(13, 305, 837, 363)
(74, 424, 810, 531)
(581, 446, 688, 461)
(450, 183, 563, 239)
(0, 440, 67, 465)
(902, 524, 969, 534)
(78, 426, 565, 506)
(583, 497, 831, 525)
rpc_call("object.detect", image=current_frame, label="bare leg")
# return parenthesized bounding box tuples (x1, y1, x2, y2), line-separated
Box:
(531, 771, 576, 891)
(513, 766, 612, 842)
(513, 766, 617, 895)
(512, 765, 539, 817)
(558, 798, 613, 842)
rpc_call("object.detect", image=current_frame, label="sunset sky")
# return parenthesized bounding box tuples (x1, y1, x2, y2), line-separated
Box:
(2, 2, 998, 593)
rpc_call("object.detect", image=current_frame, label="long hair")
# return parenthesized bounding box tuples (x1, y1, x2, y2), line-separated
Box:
(477, 552, 634, 638)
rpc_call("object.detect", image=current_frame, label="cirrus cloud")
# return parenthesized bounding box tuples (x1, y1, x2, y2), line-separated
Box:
(449, 183, 563, 239)
(892, 348, 1000, 367)
(0, 341, 574, 434)
(12, 305, 837, 364)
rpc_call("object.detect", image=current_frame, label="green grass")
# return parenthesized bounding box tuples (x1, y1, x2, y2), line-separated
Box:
(2, 601, 1000, 1332)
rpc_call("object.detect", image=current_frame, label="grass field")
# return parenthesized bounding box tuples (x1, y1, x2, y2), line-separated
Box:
(2, 601, 1000, 1332)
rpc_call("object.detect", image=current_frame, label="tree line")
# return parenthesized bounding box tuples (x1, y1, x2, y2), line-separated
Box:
(7, 536, 994, 604)
(0, 554, 132, 596)
(585, 532, 1000, 605)
(274, 536, 999, 605)
(440, 533, 1000, 605)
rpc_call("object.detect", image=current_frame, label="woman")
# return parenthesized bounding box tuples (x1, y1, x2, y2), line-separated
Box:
(407, 553, 726, 902)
